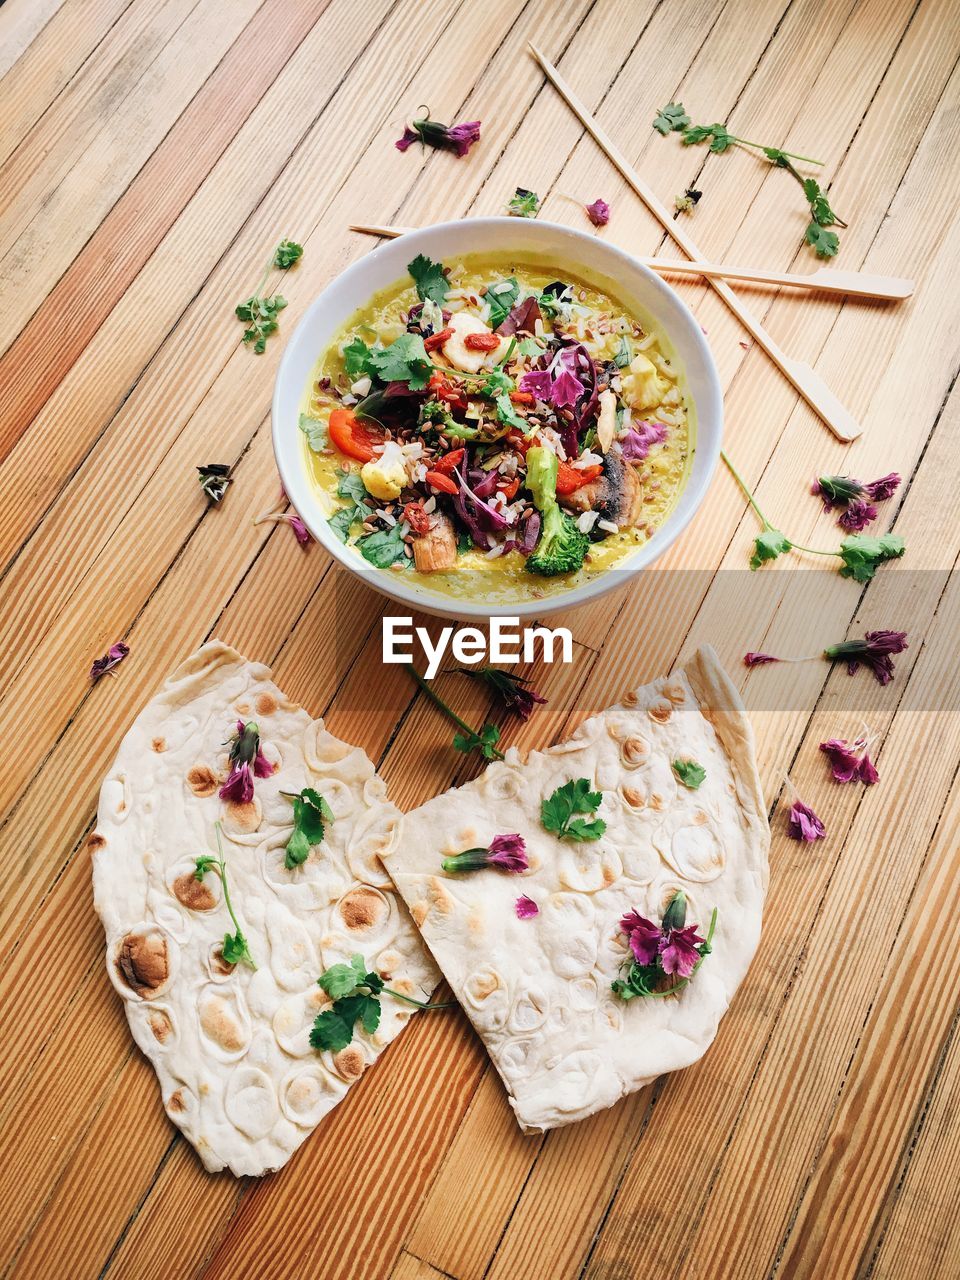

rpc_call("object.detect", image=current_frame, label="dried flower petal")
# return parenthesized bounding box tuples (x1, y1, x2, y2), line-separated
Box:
(864, 473, 901, 501)
(515, 895, 539, 920)
(90, 641, 130, 682)
(198, 463, 231, 503)
(660, 923, 705, 977)
(620, 910, 661, 965)
(288, 513, 311, 545)
(744, 651, 780, 666)
(824, 630, 908, 685)
(858, 752, 879, 785)
(457, 667, 546, 721)
(442, 833, 528, 874)
(220, 720, 273, 802)
(396, 111, 481, 157)
(787, 797, 826, 842)
(837, 498, 878, 532)
(819, 738, 863, 784)
(585, 198, 610, 227)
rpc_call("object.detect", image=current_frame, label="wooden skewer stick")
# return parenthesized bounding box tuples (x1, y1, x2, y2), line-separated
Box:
(527, 43, 863, 441)
(349, 223, 913, 301)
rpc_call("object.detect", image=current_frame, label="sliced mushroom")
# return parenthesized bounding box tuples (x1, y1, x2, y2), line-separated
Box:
(595, 388, 618, 453)
(413, 514, 457, 572)
(560, 446, 643, 529)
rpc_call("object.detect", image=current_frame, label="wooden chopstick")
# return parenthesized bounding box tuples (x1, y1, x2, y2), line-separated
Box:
(349, 223, 912, 301)
(527, 43, 863, 441)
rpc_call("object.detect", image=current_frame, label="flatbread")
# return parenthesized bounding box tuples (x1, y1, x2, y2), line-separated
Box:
(91, 640, 439, 1175)
(384, 646, 769, 1133)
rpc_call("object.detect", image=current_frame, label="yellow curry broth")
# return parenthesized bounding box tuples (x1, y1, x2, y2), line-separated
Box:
(301, 256, 693, 604)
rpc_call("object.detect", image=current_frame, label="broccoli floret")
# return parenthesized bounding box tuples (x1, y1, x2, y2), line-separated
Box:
(525, 446, 589, 577)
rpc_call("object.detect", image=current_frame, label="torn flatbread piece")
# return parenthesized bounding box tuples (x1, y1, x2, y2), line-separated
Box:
(385, 646, 769, 1133)
(92, 640, 439, 1175)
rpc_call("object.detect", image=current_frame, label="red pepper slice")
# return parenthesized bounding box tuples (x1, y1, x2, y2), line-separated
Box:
(328, 408, 384, 463)
(424, 470, 459, 495)
(432, 448, 465, 476)
(555, 461, 602, 495)
(424, 328, 454, 352)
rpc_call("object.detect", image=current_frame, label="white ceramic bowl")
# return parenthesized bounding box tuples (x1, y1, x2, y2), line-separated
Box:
(273, 217, 722, 620)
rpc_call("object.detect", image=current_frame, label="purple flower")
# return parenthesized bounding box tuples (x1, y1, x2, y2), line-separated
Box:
(458, 667, 547, 721)
(620, 910, 662, 965)
(585, 198, 610, 227)
(518, 348, 585, 410)
(90, 641, 130, 682)
(395, 111, 481, 158)
(824, 630, 908, 686)
(551, 367, 585, 408)
(787, 797, 826, 842)
(864, 473, 901, 501)
(820, 736, 879, 786)
(619, 421, 668, 462)
(441, 833, 528, 874)
(660, 923, 706, 977)
(744, 651, 780, 667)
(838, 498, 878, 532)
(220, 720, 273, 803)
(515, 895, 539, 920)
(518, 368, 554, 401)
(287, 513, 310, 545)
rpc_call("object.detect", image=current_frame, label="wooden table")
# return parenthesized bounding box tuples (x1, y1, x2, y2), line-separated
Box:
(2, 0, 959, 1276)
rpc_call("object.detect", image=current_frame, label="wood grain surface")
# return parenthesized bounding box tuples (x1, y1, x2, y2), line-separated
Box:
(1, 1, 958, 1277)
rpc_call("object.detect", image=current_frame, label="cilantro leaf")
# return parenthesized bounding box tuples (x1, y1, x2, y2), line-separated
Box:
(541, 778, 606, 842)
(653, 102, 690, 135)
(283, 786, 334, 868)
(309, 1007, 355, 1052)
(672, 759, 707, 789)
(236, 294, 286, 354)
(517, 336, 544, 358)
(343, 336, 376, 378)
(750, 527, 793, 570)
(480, 368, 515, 397)
(486, 278, 520, 328)
(274, 240, 303, 269)
(194, 854, 216, 880)
(299, 413, 328, 452)
(222, 929, 254, 968)
(357, 524, 407, 568)
(838, 533, 905, 582)
(337, 467, 369, 506)
(507, 188, 540, 218)
(369, 333, 432, 390)
(329, 506, 359, 542)
(495, 392, 527, 431)
(805, 221, 839, 258)
(453, 722, 502, 760)
(408, 254, 448, 306)
(318, 955, 367, 999)
(360, 995, 382, 1035)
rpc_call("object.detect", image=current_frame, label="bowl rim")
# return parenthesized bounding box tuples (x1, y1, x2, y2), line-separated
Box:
(272, 216, 723, 621)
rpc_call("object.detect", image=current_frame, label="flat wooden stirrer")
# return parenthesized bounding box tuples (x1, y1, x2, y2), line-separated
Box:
(527, 43, 863, 441)
(349, 224, 912, 301)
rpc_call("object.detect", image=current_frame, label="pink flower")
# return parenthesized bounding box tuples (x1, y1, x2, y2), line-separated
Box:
(396, 112, 481, 158)
(864, 473, 901, 501)
(858, 753, 879, 785)
(820, 736, 879, 785)
(288, 513, 310, 545)
(90, 641, 129, 682)
(787, 797, 826, 842)
(744, 651, 779, 667)
(660, 923, 706, 977)
(220, 720, 273, 803)
(620, 910, 662, 965)
(838, 498, 878, 532)
(515, 895, 539, 920)
(824, 631, 908, 686)
(585, 198, 610, 227)
(442, 833, 528, 874)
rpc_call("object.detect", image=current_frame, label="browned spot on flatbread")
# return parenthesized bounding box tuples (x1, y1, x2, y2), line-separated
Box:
(200, 995, 245, 1053)
(338, 887, 385, 932)
(87, 833, 106, 852)
(333, 1046, 365, 1082)
(167, 1090, 185, 1113)
(149, 1010, 173, 1043)
(650, 793, 666, 811)
(649, 700, 673, 724)
(186, 765, 218, 798)
(467, 907, 485, 936)
(152, 737, 166, 752)
(235, 701, 251, 716)
(428, 877, 454, 914)
(411, 901, 429, 928)
(602, 865, 617, 887)
(224, 800, 260, 833)
(622, 689, 639, 707)
(622, 787, 645, 810)
(472, 971, 499, 999)
(693, 809, 709, 826)
(173, 872, 216, 912)
(664, 681, 687, 705)
(621, 737, 648, 767)
(117, 930, 169, 997)
(389, 977, 414, 997)
(255, 692, 278, 716)
(210, 944, 235, 978)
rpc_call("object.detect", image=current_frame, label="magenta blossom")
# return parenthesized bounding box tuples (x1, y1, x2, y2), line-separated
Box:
(824, 630, 908, 686)
(660, 924, 706, 977)
(838, 498, 878, 532)
(616, 891, 712, 991)
(90, 641, 130, 682)
(396, 111, 481, 158)
(220, 720, 274, 803)
(744, 651, 780, 667)
(441, 833, 528, 874)
(519, 348, 585, 409)
(287, 513, 310, 545)
(585, 198, 610, 227)
(515, 895, 539, 920)
(865, 473, 901, 501)
(619, 421, 668, 462)
(787, 797, 826, 842)
(820, 735, 879, 786)
(620, 909, 662, 965)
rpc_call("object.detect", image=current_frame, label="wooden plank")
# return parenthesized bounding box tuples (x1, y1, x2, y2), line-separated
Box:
(0, 0, 65, 80)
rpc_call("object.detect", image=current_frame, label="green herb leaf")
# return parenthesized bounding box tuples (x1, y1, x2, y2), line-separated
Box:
(750, 527, 793, 570)
(494, 392, 527, 431)
(838, 533, 905, 583)
(311, 954, 444, 1052)
(653, 102, 690, 135)
(672, 759, 707, 789)
(274, 240, 303, 269)
(337, 468, 369, 506)
(343, 336, 376, 378)
(507, 188, 540, 218)
(485, 278, 520, 328)
(357, 524, 407, 568)
(309, 1007, 356, 1052)
(236, 293, 287, 354)
(369, 332, 432, 390)
(194, 854, 216, 880)
(453, 722, 502, 760)
(805, 221, 840, 258)
(283, 786, 334, 868)
(408, 254, 448, 306)
(328, 506, 358, 542)
(541, 778, 606, 842)
(200, 825, 256, 968)
(299, 413, 328, 452)
(517, 336, 545, 358)
(222, 929, 255, 968)
(318, 954, 368, 999)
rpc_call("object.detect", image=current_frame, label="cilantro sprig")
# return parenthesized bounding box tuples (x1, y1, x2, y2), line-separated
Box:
(541, 778, 607, 842)
(310, 954, 454, 1052)
(281, 787, 334, 869)
(404, 664, 505, 761)
(507, 187, 540, 218)
(722, 451, 905, 581)
(195, 823, 255, 968)
(369, 332, 432, 390)
(235, 238, 303, 353)
(672, 759, 706, 789)
(408, 254, 449, 306)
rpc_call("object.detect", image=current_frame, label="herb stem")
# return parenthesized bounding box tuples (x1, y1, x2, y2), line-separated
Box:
(382, 987, 457, 1009)
(404, 663, 506, 760)
(213, 822, 256, 969)
(720, 450, 774, 528)
(734, 137, 824, 165)
(789, 542, 841, 558)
